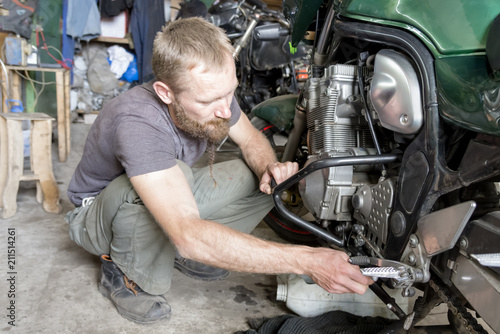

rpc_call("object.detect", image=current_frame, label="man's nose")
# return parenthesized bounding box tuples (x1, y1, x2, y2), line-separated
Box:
(215, 100, 232, 119)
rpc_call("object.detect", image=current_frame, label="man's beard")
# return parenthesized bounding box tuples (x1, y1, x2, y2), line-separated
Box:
(169, 100, 230, 145)
(170, 100, 230, 184)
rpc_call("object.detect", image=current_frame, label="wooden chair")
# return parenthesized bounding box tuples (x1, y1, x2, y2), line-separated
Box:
(0, 112, 61, 219)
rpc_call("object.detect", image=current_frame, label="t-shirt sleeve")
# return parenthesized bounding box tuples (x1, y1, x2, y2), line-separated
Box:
(229, 95, 241, 127)
(114, 118, 177, 177)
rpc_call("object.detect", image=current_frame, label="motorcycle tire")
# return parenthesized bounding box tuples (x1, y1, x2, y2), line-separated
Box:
(264, 207, 320, 246)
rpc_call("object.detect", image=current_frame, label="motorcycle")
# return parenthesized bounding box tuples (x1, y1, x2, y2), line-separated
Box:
(252, 0, 500, 332)
(206, 0, 311, 113)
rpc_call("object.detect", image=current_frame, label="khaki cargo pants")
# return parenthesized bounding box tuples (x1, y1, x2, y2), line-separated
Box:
(66, 159, 274, 295)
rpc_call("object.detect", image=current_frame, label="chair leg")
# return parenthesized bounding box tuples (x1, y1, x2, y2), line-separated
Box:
(0, 117, 8, 208)
(31, 119, 61, 214)
(1, 119, 24, 219)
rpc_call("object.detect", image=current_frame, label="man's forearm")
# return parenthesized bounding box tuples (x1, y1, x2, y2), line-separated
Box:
(175, 216, 309, 275)
(174, 216, 373, 295)
(240, 130, 277, 180)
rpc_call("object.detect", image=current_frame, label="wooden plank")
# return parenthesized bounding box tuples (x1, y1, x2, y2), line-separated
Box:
(5, 65, 66, 73)
(55, 70, 67, 162)
(0, 68, 8, 113)
(19, 173, 39, 181)
(11, 71, 21, 103)
(64, 70, 71, 158)
(0, 118, 24, 218)
(95, 36, 134, 49)
(31, 119, 61, 213)
(1, 112, 54, 121)
(0, 117, 8, 207)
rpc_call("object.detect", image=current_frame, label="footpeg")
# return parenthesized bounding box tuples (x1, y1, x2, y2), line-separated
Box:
(360, 267, 402, 279)
(350, 256, 423, 282)
(471, 253, 500, 267)
(350, 255, 423, 297)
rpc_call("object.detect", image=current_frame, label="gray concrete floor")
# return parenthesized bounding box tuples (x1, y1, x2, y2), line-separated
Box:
(0, 121, 494, 333)
(0, 122, 291, 333)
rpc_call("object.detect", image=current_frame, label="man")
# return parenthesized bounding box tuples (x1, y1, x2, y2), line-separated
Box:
(66, 17, 373, 325)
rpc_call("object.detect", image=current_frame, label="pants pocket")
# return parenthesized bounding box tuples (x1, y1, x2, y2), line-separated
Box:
(67, 206, 104, 256)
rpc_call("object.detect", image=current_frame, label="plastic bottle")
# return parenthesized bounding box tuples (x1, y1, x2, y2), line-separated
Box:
(276, 274, 410, 319)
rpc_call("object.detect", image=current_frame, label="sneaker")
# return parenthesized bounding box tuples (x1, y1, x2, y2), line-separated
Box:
(98, 255, 171, 324)
(174, 252, 229, 281)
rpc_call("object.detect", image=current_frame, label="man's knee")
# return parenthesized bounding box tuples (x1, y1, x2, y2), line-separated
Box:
(67, 205, 106, 256)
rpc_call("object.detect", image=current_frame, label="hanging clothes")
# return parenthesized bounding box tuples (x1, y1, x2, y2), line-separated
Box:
(99, 0, 134, 18)
(66, 0, 101, 41)
(129, 0, 165, 84)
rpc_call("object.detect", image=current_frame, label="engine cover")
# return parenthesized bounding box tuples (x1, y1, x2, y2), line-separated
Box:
(370, 49, 423, 134)
(352, 178, 396, 245)
(299, 148, 377, 222)
(299, 151, 355, 221)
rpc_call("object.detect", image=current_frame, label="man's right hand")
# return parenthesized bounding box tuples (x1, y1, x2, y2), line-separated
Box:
(302, 247, 374, 295)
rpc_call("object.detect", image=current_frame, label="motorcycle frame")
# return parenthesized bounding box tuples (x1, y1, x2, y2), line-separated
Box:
(264, 1, 500, 329)
(271, 12, 500, 260)
(333, 19, 500, 260)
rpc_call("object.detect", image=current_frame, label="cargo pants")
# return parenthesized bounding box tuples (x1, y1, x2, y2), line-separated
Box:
(66, 159, 274, 295)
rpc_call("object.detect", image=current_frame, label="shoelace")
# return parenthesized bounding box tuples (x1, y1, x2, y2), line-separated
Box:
(102, 255, 138, 296)
(124, 275, 138, 296)
(82, 197, 95, 207)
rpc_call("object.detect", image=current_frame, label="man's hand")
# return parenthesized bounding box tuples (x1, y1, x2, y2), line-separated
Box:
(259, 161, 299, 194)
(303, 248, 374, 294)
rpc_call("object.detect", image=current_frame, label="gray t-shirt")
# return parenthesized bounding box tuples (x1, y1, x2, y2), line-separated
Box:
(67, 82, 241, 206)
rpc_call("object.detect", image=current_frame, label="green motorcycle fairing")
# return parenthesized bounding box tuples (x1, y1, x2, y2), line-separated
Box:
(436, 55, 500, 135)
(282, 0, 500, 135)
(338, 0, 500, 56)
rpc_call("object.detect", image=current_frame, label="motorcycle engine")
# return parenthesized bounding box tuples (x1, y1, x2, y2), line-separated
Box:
(299, 49, 422, 248)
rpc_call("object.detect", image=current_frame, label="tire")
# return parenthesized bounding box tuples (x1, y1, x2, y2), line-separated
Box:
(264, 208, 320, 246)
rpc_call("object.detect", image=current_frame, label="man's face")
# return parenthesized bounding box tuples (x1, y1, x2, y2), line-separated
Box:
(169, 56, 239, 144)
(169, 100, 230, 144)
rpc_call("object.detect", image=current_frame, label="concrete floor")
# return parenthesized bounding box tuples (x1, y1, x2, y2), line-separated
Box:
(0, 121, 494, 333)
(0, 121, 291, 333)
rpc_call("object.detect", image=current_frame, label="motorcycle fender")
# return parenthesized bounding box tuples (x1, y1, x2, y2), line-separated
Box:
(251, 94, 298, 132)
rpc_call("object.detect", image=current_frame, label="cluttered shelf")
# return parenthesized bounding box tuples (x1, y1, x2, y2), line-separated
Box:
(0, 0, 284, 158)
(95, 36, 133, 48)
(0, 65, 71, 162)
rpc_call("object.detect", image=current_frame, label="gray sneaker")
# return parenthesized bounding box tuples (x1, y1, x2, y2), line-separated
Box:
(98, 255, 171, 324)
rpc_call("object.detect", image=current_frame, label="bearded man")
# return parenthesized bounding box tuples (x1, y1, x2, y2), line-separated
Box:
(65, 17, 372, 325)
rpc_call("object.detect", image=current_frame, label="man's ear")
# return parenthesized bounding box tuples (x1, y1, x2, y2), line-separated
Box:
(153, 81, 175, 105)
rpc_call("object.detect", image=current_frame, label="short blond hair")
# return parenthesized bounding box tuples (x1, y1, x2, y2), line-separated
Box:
(152, 17, 235, 94)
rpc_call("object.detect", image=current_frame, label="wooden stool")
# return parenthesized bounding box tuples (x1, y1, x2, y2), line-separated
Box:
(0, 113, 62, 219)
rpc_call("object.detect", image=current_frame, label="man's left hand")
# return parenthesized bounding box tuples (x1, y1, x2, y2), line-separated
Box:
(259, 161, 299, 194)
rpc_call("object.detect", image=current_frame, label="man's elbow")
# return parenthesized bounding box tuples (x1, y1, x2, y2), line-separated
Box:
(168, 230, 198, 260)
